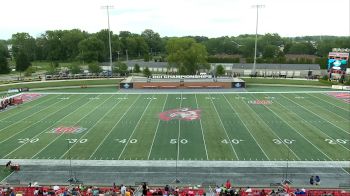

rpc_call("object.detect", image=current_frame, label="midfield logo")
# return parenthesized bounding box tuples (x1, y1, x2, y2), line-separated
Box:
(47, 126, 87, 134)
(159, 108, 201, 121)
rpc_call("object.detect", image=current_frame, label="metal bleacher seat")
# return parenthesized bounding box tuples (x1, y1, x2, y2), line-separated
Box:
(294, 71, 301, 78)
(286, 71, 294, 78)
(244, 70, 252, 76)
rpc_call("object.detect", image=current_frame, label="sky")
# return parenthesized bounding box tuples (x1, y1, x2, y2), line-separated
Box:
(0, 0, 349, 40)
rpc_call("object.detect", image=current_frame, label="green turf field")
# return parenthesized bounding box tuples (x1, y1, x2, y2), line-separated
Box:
(0, 91, 349, 161)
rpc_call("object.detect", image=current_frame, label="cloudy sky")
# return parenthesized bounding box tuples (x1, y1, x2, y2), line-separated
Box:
(0, 0, 349, 39)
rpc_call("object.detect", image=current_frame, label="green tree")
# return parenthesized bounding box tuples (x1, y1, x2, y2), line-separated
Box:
(133, 64, 140, 73)
(11, 32, 37, 61)
(78, 37, 104, 62)
(115, 62, 129, 76)
(69, 63, 81, 74)
(215, 65, 225, 76)
(262, 45, 279, 58)
(0, 43, 10, 74)
(88, 63, 102, 74)
(166, 38, 208, 75)
(61, 29, 87, 60)
(141, 29, 162, 54)
(15, 50, 31, 74)
(143, 67, 151, 77)
(24, 66, 35, 76)
(46, 64, 58, 75)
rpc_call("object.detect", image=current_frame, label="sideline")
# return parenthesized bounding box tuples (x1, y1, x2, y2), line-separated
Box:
(23, 90, 349, 95)
(0, 159, 348, 168)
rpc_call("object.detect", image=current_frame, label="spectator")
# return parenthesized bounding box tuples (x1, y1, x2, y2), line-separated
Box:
(315, 176, 320, 185)
(120, 184, 126, 196)
(225, 180, 231, 189)
(215, 185, 221, 195)
(309, 176, 314, 185)
(142, 183, 148, 196)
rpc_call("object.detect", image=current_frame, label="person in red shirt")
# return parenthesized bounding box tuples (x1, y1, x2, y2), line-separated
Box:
(225, 180, 231, 189)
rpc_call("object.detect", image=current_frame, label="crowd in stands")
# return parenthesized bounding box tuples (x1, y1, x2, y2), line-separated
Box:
(0, 184, 349, 196)
(0, 180, 349, 196)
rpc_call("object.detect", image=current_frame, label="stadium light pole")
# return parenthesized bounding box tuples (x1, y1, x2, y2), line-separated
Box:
(252, 4, 265, 75)
(102, 5, 114, 77)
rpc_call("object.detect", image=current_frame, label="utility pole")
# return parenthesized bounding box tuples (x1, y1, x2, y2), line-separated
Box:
(101, 5, 114, 77)
(252, 4, 265, 76)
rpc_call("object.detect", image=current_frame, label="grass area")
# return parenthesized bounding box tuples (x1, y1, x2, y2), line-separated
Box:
(344, 168, 350, 173)
(243, 78, 336, 86)
(0, 92, 349, 161)
(0, 168, 12, 182)
(0, 79, 122, 93)
(246, 85, 333, 92)
(32, 86, 119, 93)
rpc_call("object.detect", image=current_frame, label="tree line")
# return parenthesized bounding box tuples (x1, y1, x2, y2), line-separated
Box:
(0, 29, 349, 75)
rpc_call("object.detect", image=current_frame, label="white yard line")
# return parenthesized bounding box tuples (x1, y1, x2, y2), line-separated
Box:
(222, 94, 270, 161)
(263, 96, 334, 161)
(194, 94, 209, 160)
(177, 93, 183, 161)
(117, 95, 154, 160)
(209, 94, 239, 160)
(282, 94, 350, 135)
(281, 94, 350, 152)
(3, 95, 92, 158)
(0, 95, 73, 144)
(59, 95, 116, 159)
(0, 95, 60, 134)
(303, 94, 350, 123)
(88, 95, 141, 159)
(308, 93, 350, 112)
(242, 94, 301, 160)
(32, 94, 116, 159)
(0, 94, 53, 121)
(147, 94, 168, 160)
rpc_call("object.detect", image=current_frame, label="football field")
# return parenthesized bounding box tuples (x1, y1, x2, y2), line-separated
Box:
(0, 91, 349, 162)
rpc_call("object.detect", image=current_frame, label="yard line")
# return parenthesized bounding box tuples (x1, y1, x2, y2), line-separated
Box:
(88, 95, 140, 159)
(209, 94, 239, 160)
(117, 95, 154, 160)
(280, 94, 350, 152)
(262, 95, 333, 161)
(242, 94, 301, 160)
(222, 94, 270, 161)
(307, 93, 350, 112)
(33, 95, 122, 159)
(0, 95, 60, 133)
(283, 94, 350, 135)
(2, 94, 91, 158)
(0, 94, 56, 122)
(301, 94, 350, 123)
(177, 93, 183, 161)
(194, 94, 209, 160)
(147, 94, 168, 160)
(59, 95, 116, 159)
(0, 95, 75, 144)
